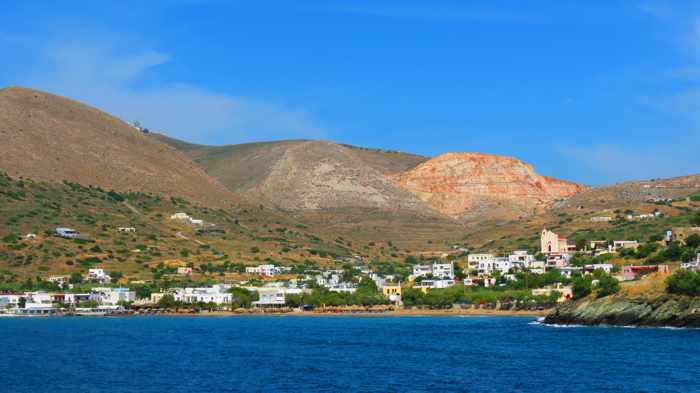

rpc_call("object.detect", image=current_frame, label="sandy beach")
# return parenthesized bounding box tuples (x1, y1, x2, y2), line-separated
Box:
(145, 308, 550, 318)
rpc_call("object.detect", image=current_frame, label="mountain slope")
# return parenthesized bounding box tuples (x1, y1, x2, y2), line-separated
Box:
(155, 134, 587, 221)
(152, 134, 437, 213)
(397, 153, 585, 220)
(253, 140, 431, 211)
(0, 87, 237, 207)
(556, 174, 700, 209)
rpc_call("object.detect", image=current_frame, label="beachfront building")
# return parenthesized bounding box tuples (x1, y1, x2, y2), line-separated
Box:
(251, 288, 287, 309)
(382, 284, 401, 299)
(63, 293, 91, 306)
(172, 285, 232, 304)
(0, 293, 24, 309)
(90, 287, 136, 306)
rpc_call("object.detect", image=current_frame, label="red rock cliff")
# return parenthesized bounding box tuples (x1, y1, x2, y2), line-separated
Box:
(396, 153, 585, 220)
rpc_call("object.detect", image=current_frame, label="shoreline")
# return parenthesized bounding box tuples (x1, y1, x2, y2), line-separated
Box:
(0, 308, 549, 318)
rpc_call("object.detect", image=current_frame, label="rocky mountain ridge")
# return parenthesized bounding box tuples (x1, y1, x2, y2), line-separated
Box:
(154, 137, 584, 221)
(0, 86, 591, 222)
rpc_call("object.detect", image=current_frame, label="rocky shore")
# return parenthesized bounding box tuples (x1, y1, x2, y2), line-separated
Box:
(544, 295, 700, 327)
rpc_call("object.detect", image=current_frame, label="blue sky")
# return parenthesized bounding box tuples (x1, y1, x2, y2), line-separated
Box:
(1, 0, 699, 185)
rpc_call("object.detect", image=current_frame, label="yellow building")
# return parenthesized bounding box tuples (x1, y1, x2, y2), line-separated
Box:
(382, 285, 402, 298)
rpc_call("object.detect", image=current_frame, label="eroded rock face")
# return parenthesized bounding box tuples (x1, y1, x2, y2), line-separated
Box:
(254, 141, 433, 212)
(544, 295, 700, 327)
(396, 153, 585, 220)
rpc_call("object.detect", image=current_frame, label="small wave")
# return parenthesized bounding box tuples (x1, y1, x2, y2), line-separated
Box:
(539, 323, 586, 328)
(530, 318, 586, 328)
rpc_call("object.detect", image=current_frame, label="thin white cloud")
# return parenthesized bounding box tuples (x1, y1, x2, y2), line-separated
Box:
(335, 3, 540, 24)
(562, 144, 699, 184)
(4, 31, 327, 144)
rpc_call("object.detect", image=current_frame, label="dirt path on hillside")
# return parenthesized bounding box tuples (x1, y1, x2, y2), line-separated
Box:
(176, 231, 205, 246)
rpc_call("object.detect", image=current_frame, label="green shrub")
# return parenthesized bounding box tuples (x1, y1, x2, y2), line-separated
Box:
(79, 256, 101, 267)
(2, 234, 18, 243)
(572, 276, 592, 300)
(666, 269, 700, 296)
(596, 274, 620, 298)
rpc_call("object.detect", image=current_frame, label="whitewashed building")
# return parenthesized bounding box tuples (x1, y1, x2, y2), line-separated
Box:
(415, 279, 454, 290)
(173, 285, 232, 304)
(90, 287, 136, 305)
(467, 253, 495, 270)
(245, 264, 282, 276)
(412, 262, 454, 280)
(87, 268, 111, 284)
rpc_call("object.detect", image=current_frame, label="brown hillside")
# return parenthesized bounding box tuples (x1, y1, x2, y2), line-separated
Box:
(251, 140, 435, 212)
(0, 87, 238, 207)
(557, 174, 700, 209)
(152, 135, 437, 213)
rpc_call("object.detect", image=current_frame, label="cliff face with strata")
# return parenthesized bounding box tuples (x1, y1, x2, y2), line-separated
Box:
(396, 153, 585, 220)
(544, 295, 700, 327)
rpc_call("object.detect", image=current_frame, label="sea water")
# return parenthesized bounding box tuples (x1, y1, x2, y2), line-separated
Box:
(1, 316, 699, 393)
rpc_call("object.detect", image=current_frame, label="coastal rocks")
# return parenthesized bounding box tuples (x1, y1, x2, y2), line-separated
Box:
(544, 295, 700, 327)
(396, 153, 585, 220)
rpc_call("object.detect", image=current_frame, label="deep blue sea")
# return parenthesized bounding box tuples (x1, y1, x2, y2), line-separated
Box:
(1, 316, 699, 393)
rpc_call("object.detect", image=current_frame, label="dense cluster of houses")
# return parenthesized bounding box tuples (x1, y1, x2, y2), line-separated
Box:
(0, 287, 135, 315)
(10, 220, 700, 316)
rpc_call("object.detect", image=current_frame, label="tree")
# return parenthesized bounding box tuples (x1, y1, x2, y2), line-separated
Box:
(132, 284, 153, 299)
(572, 276, 592, 300)
(690, 212, 700, 227)
(685, 234, 700, 250)
(596, 274, 620, 298)
(229, 287, 258, 308)
(666, 270, 700, 296)
(157, 294, 178, 309)
(78, 300, 99, 308)
(69, 272, 83, 284)
(110, 271, 123, 284)
(21, 278, 34, 290)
